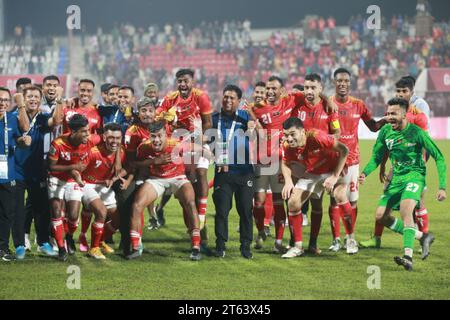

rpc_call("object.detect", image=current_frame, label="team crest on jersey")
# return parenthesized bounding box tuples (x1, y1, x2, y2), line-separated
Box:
(61, 152, 71, 161)
(49, 146, 57, 156)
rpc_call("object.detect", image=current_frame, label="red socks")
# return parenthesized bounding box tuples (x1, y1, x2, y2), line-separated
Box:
(288, 211, 303, 243)
(191, 229, 201, 248)
(329, 206, 341, 239)
(51, 218, 65, 248)
(67, 219, 78, 236)
(374, 221, 384, 237)
(273, 201, 286, 241)
(130, 230, 141, 250)
(415, 208, 429, 233)
(264, 193, 274, 226)
(339, 202, 353, 235)
(253, 202, 265, 232)
(91, 222, 104, 248)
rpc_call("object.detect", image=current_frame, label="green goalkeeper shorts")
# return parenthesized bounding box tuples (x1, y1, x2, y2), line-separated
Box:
(378, 176, 425, 211)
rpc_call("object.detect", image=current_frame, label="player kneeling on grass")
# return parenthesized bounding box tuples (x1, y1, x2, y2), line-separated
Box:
(127, 120, 210, 261)
(359, 98, 446, 271)
(280, 117, 354, 258)
(80, 123, 126, 259)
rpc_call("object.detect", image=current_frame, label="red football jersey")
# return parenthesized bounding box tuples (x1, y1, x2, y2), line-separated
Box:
(332, 96, 372, 166)
(252, 92, 305, 159)
(136, 138, 187, 179)
(157, 88, 212, 132)
(406, 106, 428, 131)
(63, 105, 102, 135)
(48, 134, 99, 182)
(283, 130, 339, 175)
(124, 123, 150, 154)
(291, 98, 340, 133)
(82, 144, 126, 184)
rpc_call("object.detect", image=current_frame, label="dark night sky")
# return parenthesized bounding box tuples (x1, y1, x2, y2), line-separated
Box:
(4, 0, 450, 36)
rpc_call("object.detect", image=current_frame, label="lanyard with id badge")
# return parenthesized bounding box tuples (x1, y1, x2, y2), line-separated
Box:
(0, 115, 9, 179)
(217, 110, 238, 172)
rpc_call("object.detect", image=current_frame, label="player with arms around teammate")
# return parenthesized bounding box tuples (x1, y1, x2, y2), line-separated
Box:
(280, 117, 352, 258)
(359, 98, 446, 271)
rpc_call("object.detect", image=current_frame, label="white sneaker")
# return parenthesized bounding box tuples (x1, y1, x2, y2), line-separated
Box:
(49, 237, 59, 252)
(24, 234, 32, 252)
(346, 238, 359, 255)
(328, 239, 342, 252)
(302, 214, 308, 226)
(281, 246, 304, 258)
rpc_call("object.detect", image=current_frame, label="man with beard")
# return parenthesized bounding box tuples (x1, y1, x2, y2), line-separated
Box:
(359, 98, 446, 270)
(157, 69, 212, 251)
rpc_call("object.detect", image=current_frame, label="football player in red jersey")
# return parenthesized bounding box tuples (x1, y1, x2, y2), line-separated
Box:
(63, 79, 102, 136)
(251, 76, 307, 253)
(81, 123, 126, 259)
(280, 117, 350, 258)
(290, 74, 341, 254)
(127, 121, 208, 261)
(361, 77, 430, 249)
(47, 114, 99, 261)
(157, 69, 213, 250)
(326, 68, 386, 252)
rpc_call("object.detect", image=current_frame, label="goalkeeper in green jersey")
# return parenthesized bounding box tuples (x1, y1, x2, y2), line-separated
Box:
(359, 98, 447, 271)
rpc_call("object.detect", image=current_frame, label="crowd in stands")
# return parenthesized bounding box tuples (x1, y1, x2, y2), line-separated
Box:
(1, 36, 67, 76)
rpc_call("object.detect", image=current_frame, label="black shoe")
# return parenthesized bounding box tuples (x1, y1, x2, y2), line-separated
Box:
(190, 248, 201, 261)
(200, 242, 212, 256)
(125, 249, 141, 260)
(215, 248, 226, 258)
(394, 255, 413, 271)
(420, 233, 435, 260)
(0, 249, 16, 262)
(156, 208, 165, 227)
(58, 247, 68, 262)
(264, 226, 271, 238)
(104, 237, 114, 245)
(65, 234, 76, 255)
(240, 247, 253, 259)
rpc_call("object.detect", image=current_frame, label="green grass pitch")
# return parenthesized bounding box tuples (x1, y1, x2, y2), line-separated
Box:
(1, 140, 449, 300)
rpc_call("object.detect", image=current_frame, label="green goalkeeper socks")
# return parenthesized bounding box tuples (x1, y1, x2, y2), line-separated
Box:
(403, 227, 416, 258)
(388, 218, 404, 234)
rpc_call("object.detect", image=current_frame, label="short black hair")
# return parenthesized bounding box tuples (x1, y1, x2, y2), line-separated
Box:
(101, 83, 112, 93)
(149, 120, 166, 133)
(268, 76, 284, 87)
(68, 114, 89, 132)
(305, 73, 322, 83)
(387, 98, 409, 112)
(0, 87, 12, 98)
(23, 85, 43, 98)
(43, 75, 60, 84)
(107, 84, 120, 93)
(79, 79, 95, 87)
(333, 68, 351, 79)
(16, 77, 32, 89)
(103, 122, 122, 133)
(119, 85, 135, 95)
(176, 68, 195, 79)
(254, 81, 266, 88)
(396, 78, 414, 91)
(283, 117, 304, 130)
(293, 84, 304, 91)
(223, 84, 242, 99)
(401, 75, 416, 86)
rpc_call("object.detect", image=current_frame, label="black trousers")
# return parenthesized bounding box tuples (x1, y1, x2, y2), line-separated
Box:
(13, 180, 51, 247)
(0, 182, 17, 251)
(113, 180, 137, 256)
(213, 171, 254, 251)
